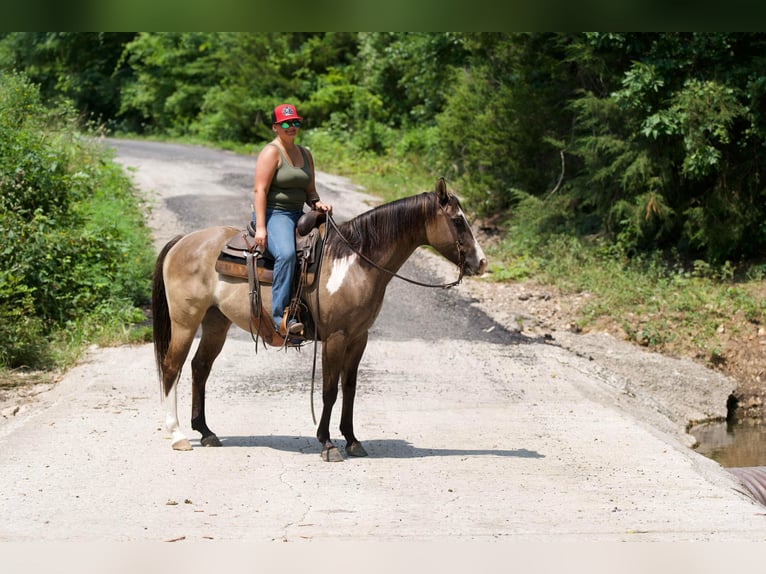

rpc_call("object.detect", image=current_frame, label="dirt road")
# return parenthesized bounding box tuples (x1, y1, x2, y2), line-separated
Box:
(1, 139, 764, 542)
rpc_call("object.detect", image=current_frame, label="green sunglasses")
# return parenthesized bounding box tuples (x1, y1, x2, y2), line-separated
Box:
(278, 120, 302, 129)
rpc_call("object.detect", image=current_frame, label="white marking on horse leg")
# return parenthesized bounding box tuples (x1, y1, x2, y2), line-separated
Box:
(326, 255, 357, 295)
(164, 382, 192, 451)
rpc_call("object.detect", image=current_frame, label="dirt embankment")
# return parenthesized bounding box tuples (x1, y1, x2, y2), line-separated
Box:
(461, 245, 766, 422)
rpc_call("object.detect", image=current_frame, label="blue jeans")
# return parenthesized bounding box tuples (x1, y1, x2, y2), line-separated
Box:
(264, 208, 303, 330)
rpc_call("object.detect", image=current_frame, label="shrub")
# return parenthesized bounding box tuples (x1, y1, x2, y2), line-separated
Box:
(0, 71, 154, 370)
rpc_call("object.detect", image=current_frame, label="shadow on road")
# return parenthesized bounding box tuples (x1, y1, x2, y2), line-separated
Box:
(211, 435, 545, 460)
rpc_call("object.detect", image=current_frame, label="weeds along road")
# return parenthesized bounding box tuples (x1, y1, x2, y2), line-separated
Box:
(0, 138, 764, 543)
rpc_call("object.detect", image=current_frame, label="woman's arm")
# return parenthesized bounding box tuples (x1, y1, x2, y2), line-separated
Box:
(253, 145, 279, 249)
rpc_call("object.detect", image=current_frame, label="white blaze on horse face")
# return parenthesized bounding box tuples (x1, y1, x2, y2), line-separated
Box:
(326, 254, 357, 295)
(457, 206, 487, 274)
(470, 221, 488, 271)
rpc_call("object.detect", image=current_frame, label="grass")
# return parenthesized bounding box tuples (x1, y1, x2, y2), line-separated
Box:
(302, 129, 436, 202)
(485, 227, 766, 368)
(308, 136, 766, 372)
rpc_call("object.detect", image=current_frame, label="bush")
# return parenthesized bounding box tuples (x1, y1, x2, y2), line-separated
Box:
(0, 71, 154, 370)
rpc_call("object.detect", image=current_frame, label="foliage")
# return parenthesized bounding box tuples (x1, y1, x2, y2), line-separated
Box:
(118, 32, 289, 139)
(0, 32, 137, 130)
(7, 31, 763, 261)
(3, 32, 766, 372)
(566, 33, 766, 262)
(431, 32, 766, 262)
(116, 32, 360, 143)
(435, 33, 575, 213)
(0, 71, 154, 370)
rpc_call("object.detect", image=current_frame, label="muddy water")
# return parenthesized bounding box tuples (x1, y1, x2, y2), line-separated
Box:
(691, 419, 766, 467)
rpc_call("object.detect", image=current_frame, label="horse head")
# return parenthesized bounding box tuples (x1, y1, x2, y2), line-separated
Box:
(429, 178, 488, 277)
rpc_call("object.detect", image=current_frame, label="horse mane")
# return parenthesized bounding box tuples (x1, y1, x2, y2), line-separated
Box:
(325, 191, 438, 262)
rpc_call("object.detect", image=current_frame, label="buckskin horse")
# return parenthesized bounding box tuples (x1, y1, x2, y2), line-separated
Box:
(151, 178, 487, 461)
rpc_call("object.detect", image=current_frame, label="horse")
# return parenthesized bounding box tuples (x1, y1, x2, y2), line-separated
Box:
(151, 178, 487, 462)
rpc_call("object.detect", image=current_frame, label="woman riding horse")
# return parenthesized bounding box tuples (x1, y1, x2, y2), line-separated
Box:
(152, 178, 487, 461)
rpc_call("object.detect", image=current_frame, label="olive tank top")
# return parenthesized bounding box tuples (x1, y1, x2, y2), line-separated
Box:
(266, 143, 312, 211)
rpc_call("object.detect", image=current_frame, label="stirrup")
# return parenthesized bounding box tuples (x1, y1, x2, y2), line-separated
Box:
(279, 305, 303, 337)
(281, 323, 305, 347)
(279, 319, 304, 337)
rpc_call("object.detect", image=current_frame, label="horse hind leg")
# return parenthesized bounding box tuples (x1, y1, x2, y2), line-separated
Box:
(166, 382, 192, 451)
(190, 307, 231, 447)
(161, 327, 197, 451)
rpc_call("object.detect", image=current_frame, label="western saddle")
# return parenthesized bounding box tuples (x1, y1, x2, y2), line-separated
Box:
(215, 210, 326, 347)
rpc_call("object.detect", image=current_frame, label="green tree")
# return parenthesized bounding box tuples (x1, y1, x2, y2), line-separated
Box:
(7, 31, 766, 262)
(434, 32, 766, 261)
(435, 33, 578, 213)
(353, 32, 466, 128)
(568, 32, 766, 260)
(0, 32, 136, 128)
(117, 32, 223, 135)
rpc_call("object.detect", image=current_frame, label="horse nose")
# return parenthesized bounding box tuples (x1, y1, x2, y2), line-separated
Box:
(466, 256, 488, 276)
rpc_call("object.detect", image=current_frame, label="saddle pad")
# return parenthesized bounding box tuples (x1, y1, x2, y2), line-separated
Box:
(215, 255, 317, 288)
(215, 221, 323, 286)
(215, 253, 274, 283)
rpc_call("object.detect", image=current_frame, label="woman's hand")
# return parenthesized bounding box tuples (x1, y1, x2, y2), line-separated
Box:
(254, 226, 267, 251)
(313, 201, 332, 215)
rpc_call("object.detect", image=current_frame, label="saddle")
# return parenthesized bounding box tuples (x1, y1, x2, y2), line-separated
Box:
(215, 210, 326, 347)
(216, 210, 325, 285)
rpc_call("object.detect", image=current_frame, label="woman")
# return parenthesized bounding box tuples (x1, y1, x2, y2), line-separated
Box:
(252, 103, 332, 338)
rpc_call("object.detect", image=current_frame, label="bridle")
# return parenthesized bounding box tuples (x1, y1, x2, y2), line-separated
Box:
(324, 198, 467, 289)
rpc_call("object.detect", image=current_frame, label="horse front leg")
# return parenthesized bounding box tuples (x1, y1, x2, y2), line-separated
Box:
(317, 332, 344, 462)
(340, 333, 369, 458)
(190, 308, 231, 447)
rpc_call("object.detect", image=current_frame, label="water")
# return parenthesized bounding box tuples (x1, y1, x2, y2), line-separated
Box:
(690, 419, 766, 467)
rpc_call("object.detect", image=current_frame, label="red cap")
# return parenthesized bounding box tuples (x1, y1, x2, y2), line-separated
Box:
(272, 103, 302, 124)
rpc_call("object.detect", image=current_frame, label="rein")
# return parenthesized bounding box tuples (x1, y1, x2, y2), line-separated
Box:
(308, 222, 328, 426)
(325, 211, 465, 289)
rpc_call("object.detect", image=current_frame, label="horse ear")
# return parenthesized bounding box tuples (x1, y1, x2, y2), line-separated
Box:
(435, 177, 449, 205)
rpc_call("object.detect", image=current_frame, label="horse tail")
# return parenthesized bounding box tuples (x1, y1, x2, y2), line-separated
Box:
(152, 235, 184, 396)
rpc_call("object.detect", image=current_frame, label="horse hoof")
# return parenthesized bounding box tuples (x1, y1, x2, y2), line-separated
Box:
(321, 446, 344, 462)
(172, 438, 193, 451)
(346, 441, 368, 457)
(201, 435, 222, 447)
